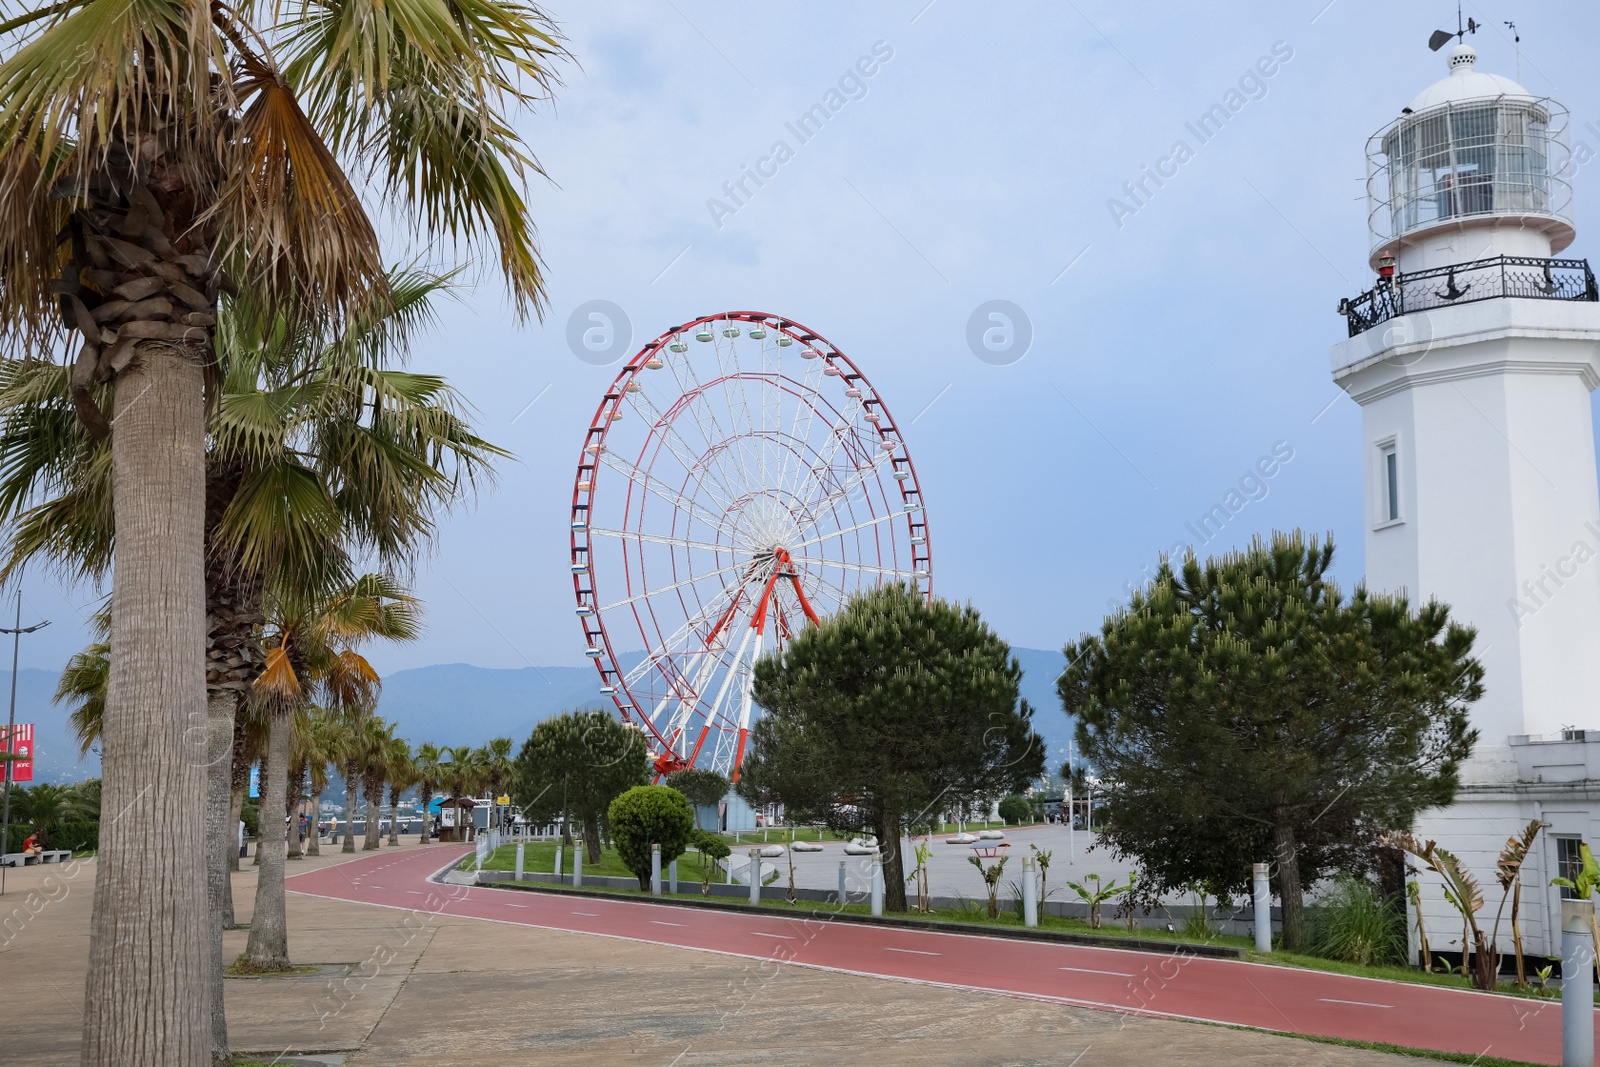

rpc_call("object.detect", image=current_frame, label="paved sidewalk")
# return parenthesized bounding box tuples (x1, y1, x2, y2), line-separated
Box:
(1, 842, 1429, 1066)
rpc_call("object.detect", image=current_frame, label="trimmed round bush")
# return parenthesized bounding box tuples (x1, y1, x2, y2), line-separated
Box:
(608, 785, 696, 889)
(997, 794, 1031, 826)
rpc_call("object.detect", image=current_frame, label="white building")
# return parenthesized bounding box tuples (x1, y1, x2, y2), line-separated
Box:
(1331, 41, 1600, 961)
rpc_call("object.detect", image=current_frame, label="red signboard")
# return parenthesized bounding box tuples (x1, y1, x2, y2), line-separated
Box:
(2, 723, 33, 783)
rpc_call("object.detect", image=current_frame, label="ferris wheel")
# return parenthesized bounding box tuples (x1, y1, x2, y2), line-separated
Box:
(569, 311, 931, 779)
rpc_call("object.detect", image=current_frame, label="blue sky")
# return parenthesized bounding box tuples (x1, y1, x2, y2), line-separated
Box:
(14, 0, 1600, 676)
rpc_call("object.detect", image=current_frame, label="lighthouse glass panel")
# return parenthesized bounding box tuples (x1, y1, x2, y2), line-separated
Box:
(1373, 99, 1564, 243)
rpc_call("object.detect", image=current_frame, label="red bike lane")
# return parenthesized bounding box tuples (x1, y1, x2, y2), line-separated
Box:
(289, 846, 1570, 1064)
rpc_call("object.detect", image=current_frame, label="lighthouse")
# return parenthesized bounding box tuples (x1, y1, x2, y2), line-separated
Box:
(1331, 41, 1600, 961)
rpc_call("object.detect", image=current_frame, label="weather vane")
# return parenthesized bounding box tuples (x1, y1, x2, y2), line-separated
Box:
(1428, 2, 1478, 52)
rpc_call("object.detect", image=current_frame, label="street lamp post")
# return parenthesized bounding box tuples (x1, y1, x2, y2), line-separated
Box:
(0, 590, 51, 897)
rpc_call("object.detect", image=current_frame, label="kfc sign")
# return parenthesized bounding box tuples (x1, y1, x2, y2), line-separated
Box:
(2, 723, 33, 783)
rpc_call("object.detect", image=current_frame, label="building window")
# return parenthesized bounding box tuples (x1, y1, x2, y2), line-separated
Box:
(1558, 836, 1585, 899)
(1375, 438, 1401, 526)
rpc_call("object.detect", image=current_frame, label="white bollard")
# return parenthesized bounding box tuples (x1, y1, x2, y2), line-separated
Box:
(838, 860, 847, 904)
(669, 859, 678, 895)
(515, 841, 525, 882)
(749, 850, 762, 906)
(1563, 899, 1595, 1067)
(651, 843, 662, 896)
(1252, 862, 1272, 953)
(574, 846, 583, 888)
(555, 845, 563, 882)
(870, 853, 884, 917)
(1022, 856, 1038, 928)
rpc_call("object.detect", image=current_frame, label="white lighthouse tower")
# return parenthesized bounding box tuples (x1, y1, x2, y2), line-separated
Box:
(1331, 41, 1600, 961)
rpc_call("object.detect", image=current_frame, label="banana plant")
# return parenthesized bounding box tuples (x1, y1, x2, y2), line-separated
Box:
(968, 854, 1009, 919)
(1491, 820, 1543, 988)
(907, 838, 933, 913)
(1064, 872, 1133, 930)
(1388, 831, 1495, 989)
(1550, 839, 1600, 954)
(1406, 880, 1432, 973)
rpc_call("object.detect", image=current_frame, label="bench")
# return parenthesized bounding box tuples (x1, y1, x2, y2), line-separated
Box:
(1, 852, 41, 867)
(42, 850, 71, 863)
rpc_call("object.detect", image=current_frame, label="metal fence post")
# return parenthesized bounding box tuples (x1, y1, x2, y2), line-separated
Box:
(1252, 862, 1272, 953)
(574, 845, 583, 888)
(1563, 899, 1594, 1067)
(1022, 856, 1038, 928)
(669, 858, 678, 895)
(870, 853, 884, 917)
(838, 860, 847, 904)
(515, 840, 525, 882)
(749, 850, 761, 905)
(651, 843, 661, 896)
(555, 844, 562, 882)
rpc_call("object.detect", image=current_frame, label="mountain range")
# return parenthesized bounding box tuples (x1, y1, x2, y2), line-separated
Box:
(7, 646, 1074, 785)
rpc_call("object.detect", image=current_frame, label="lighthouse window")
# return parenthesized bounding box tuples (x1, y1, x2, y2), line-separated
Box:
(1384, 449, 1399, 521)
(1376, 441, 1401, 527)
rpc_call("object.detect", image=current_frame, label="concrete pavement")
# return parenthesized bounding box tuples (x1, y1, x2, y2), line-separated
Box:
(0, 841, 1458, 1066)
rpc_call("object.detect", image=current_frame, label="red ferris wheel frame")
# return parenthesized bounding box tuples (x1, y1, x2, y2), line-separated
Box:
(569, 311, 932, 778)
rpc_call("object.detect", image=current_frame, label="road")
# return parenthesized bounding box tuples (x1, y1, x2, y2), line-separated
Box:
(289, 846, 1570, 1065)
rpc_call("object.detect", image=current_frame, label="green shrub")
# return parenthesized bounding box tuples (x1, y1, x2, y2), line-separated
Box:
(997, 794, 1031, 826)
(1309, 875, 1406, 966)
(607, 786, 696, 890)
(5, 819, 97, 853)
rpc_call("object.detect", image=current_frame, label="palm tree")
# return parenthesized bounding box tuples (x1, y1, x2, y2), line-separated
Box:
(302, 709, 342, 858)
(55, 635, 108, 758)
(440, 746, 485, 843)
(0, 3, 563, 1058)
(479, 737, 515, 835)
(245, 575, 418, 969)
(383, 736, 417, 847)
(0, 269, 505, 1055)
(413, 743, 443, 845)
(358, 717, 397, 852)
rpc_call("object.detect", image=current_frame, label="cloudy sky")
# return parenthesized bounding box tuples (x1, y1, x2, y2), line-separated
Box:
(14, 0, 1600, 676)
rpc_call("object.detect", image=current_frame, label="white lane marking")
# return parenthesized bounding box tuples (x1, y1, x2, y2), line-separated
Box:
(749, 932, 796, 939)
(652, 920, 686, 927)
(884, 947, 941, 956)
(572, 911, 599, 916)
(405, 891, 422, 895)
(1059, 966, 1134, 977)
(1317, 998, 1393, 1009)
(505, 904, 527, 909)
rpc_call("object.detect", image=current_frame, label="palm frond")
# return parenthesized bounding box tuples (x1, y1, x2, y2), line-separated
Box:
(211, 49, 387, 331)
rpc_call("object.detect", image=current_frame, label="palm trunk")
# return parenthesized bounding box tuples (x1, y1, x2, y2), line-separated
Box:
(286, 759, 305, 860)
(387, 784, 401, 846)
(204, 689, 235, 1066)
(418, 785, 432, 845)
(226, 786, 244, 877)
(877, 798, 907, 914)
(363, 780, 382, 850)
(251, 749, 268, 866)
(343, 762, 360, 853)
(1273, 809, 1306, 952)
(244, 711, 292, 968)
(307, 788, 323, 856)
(82, 350, 211, 1067)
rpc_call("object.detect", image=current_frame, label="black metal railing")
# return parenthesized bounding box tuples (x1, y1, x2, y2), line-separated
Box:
(1340, 255, 1598, 337)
